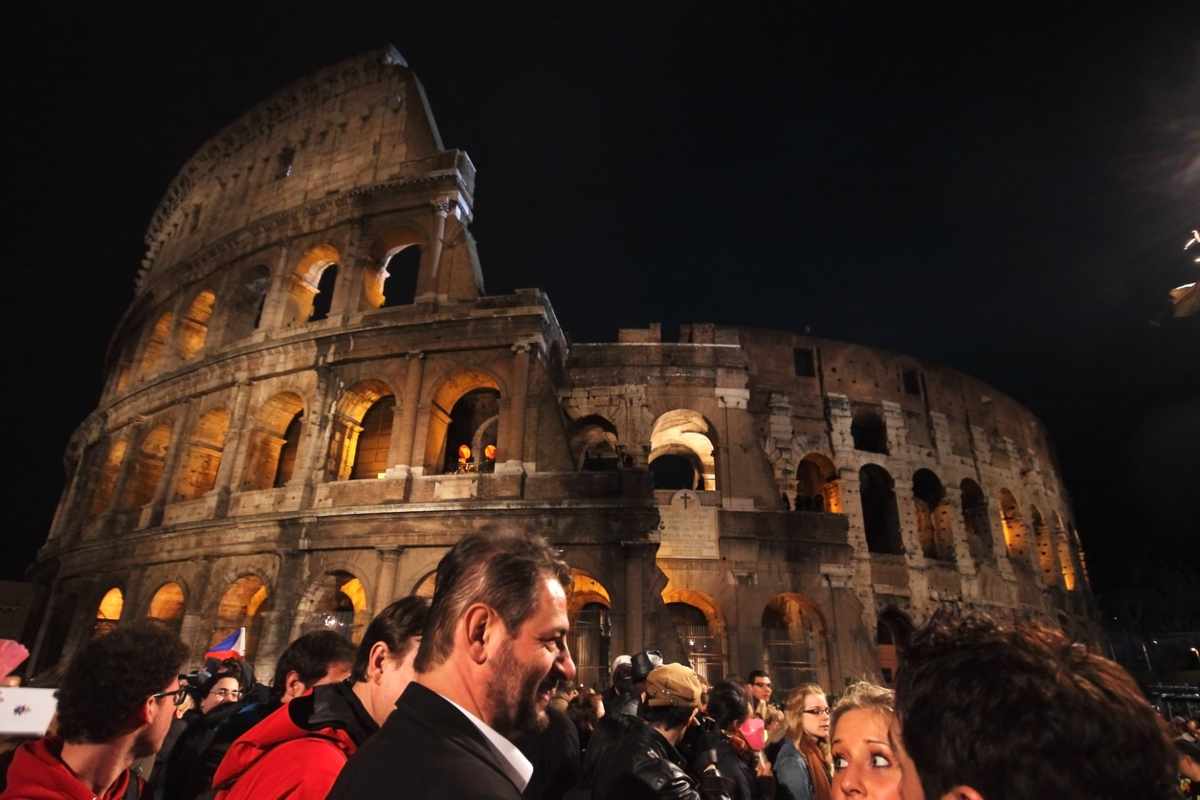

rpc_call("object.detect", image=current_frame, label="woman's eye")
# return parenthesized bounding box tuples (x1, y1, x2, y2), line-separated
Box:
(871, 754, 892, 768)
(832, 755, 849, 771)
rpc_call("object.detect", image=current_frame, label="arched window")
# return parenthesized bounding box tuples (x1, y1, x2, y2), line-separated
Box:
(761, 595, 824, 695)
(568, 570, 612, 689)
(350, 396, 395, 479)
(93, 587, 123, 638)
(119, 424, 172, 510)
(649, 410, 717, 491)
(796, 453, 840, 512)
(666, 601, 724, 683)
(147, 582, 186, 633)
(283, 245, 339, 326)
(138, 312, 174, 379)
(876, 608, 912, 686)
(960, 479, 993, 560)
(173, 408, 229, 501)
(859, 465, 903, 554)
(1054, 513, 1078, 591)
(213, 576, 269, 661)
(424, 371, 502, 474)
(569, 415, 620, 471)
(997, 489, 1028, 561)
(226, 264, 271, 341)
(241, 393, 305, 491)
(381, 246, 421, 307)
(177, 290, 216, 360)
(913, 469, 955, 561)
(89, 438, 128, 517)
(297, 572, 369, 644)
(851, 409, 888, 454)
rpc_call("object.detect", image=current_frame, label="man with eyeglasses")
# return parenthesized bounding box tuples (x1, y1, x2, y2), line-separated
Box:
(0, 620, 188, 799)
(747, 670, 772, 720)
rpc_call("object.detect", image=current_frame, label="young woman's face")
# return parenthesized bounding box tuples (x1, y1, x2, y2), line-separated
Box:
(831, 708, 902, 800)
(801, 691, 831, 740)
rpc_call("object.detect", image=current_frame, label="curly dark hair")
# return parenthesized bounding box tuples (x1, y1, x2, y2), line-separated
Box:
(707, 680, 749, 731)
(894, 609, 1176, 800)
(56, 620, 188, 743)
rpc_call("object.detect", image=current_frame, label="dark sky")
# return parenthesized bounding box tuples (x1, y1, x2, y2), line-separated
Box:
(2, 7, 1197, 613)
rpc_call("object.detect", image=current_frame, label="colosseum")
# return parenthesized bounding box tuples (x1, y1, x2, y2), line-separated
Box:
(28, 47, 1096, 694)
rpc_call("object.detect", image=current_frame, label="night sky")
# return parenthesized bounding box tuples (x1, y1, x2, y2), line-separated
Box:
(2, 8, 1197, 623)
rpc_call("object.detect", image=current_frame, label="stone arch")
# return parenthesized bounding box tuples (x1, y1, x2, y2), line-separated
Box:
(1053, 512, 1078, 591)
(293, 570, 371, 644)
(424, 368, 503, 474)
(89, 437, 128, 517)
(795, 452, 841, 512)
(912, 468, 955, 561)
(138, 311, 174, 380)
(662, 586, 726, 682)
(649, 409, 718, 491)
(851, 408, 888, 454)
(212, 575, 271, 661)
(326, 379, 396, 481)
(859, 464, 903, 555)
(93, 586, 124, 638)
(568, 569, 613, 689)
(173, 408, 230, 501)
(1030, 506, 1056, 584)
(876, 606, 913, 686)
(119, 423, 173, 510)
(959, 478, 993, 560)
(225, 264, 271, 341)
(147, 581, 186, 633)
(241, 392, 305, 491)
(363, 220, 427, 309)
(761, 593, 829, 695)
(177, 289, 216, 360)
(568, 415, 620, 471)
(282, 244, 340, 326)
(997, 489, 1029, 561)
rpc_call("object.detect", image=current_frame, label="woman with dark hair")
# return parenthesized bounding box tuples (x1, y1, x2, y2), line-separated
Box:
(773, 683, 832, 800)
(210, 596, 430, 800)
(707, 680, 775, 800)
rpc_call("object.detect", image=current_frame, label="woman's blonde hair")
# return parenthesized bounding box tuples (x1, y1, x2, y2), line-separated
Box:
(830, 680, 894, 735)
(784, 682, 828, 745)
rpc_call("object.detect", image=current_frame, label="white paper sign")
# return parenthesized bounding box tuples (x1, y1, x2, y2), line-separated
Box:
(657, 490, 719, 560)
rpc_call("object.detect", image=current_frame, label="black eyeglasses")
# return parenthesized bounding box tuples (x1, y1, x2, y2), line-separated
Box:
(803, 706, 832, 716)
(152, 687, 188, 706)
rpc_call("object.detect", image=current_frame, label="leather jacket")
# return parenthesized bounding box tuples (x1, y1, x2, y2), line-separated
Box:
(592, 716, 731, 800)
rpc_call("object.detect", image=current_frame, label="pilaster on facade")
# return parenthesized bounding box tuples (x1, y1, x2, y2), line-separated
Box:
(880, 400, 907, 459)
(825, 393, 854, 455)
(969, 425, 992, 466)
(762, 392, 795, 499)
(929, 411, 953, 461)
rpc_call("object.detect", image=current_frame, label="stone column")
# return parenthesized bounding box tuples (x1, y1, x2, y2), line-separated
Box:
(291, 368, 339, 492)
(416, 200, 451, 304)
(386, 352, 425, 477)
(373, 547, 403, 611)
(826, 394, 854, 455)
(214, 379, 254, 515)
(622, 543, 644, 653)
(941, 485, 978, 578)
(179, 556, 216, 659)
(253, 550, 307, 678)
(881, 400, 907, 457)
(497, 343, 531, 474)
(257, 246, 296, 331)
(147, 401, 198, 526)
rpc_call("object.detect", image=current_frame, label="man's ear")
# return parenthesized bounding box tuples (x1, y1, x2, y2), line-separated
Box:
(939, 787, 985, 800)
(283, 670, 306, 699)
(139, 695, 156, 726)
(367, 641, 391, 683)
(462, 603, 494, 665)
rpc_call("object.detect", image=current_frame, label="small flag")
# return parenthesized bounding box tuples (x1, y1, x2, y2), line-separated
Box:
(204, 627, 246, 661)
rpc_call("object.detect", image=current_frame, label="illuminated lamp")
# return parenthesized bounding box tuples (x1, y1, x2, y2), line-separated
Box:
(457, 444, 471, 461)
(484, 444, 496, 461)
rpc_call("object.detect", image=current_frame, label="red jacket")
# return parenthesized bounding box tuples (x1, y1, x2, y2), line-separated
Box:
(211, 682, 377, 800)
(0, 737, 140, 800)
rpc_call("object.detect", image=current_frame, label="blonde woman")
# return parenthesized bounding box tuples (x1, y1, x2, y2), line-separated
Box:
(774, 684, 832, 800)
(829, 682, 901, 800)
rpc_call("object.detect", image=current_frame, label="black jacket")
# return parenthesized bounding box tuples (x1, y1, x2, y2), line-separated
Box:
(515, 705, 581, 800)
(328, 682, 526, 800)
(591, 717, 731, 800)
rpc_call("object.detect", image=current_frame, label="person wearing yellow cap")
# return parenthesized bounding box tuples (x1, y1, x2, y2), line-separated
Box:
(591, 663, 731, 800)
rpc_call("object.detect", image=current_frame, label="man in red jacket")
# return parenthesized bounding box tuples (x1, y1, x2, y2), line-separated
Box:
(210, 596, 429, 800)
(1, 620, 189, 800)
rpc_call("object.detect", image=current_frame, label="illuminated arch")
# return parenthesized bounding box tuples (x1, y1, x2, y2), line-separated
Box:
(295, 570, 371, 644)
(913, 468, 955, 561)
(177, 289, 216, 360)
(997, 489, 1029, 561)
(282, 244, 340, 326)
(93, 587, 124, 637)
(662, 586, 726, 682)
(119, 423, 173, 510)
(568, 569, 613, 689)
(147, 581, 186, 632)
(569, 415, 620, 471)
(795, 452, 841, 512)
(424, 369, 503, 474)
(174, 408, 230, 501)
(241, 392, 305, 491)
(328, 380, 396, 481)
(1030, 506, 1057, 585)
(89, 438, 128, 516)
(959, 479, 993, 559)
(138, 311, 174, 379)
(649, 409, 717, 491)
(212, 575, 270, 660)
(1053, 512, 1078, 591)
(761, 593, 829, 694)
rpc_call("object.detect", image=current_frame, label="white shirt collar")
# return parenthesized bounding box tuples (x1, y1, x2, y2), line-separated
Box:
(442, 695, 534, 792)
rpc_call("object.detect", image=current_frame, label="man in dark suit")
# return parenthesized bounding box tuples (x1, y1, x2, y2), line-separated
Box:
(329, 531, 577, 799)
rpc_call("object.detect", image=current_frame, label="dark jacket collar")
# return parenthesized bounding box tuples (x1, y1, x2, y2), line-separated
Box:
(290, 680, 379, 747)
(396, 682, 526, 793)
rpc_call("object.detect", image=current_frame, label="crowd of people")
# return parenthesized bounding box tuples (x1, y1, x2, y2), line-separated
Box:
(0, 529, 1196, 799)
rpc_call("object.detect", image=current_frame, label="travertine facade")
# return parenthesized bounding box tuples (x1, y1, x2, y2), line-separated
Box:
(29, 48, 1096, 692)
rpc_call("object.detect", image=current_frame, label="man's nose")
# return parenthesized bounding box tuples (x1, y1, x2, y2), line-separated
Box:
(556, 641, 577, 683)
